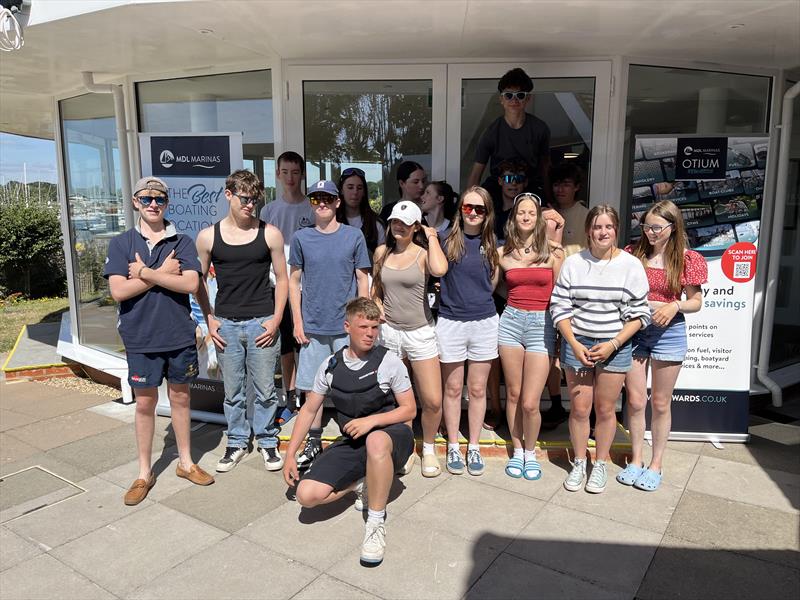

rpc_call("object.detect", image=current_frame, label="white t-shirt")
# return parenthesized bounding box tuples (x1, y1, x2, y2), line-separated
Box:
(312, 346, 412, 396)
(344, 214, 386, 247)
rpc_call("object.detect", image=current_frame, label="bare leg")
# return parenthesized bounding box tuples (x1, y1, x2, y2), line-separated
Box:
(441, 362, 465, 445)
(465, 360, 492, 445)
(593, 370, 626, 462)
(167, 383, 194, 471)
(295, 480, 352, 507)
(649, 360, 682, 472)
(519, 353, 551, 450)
(499, 345, 524, 450)
(134, 388, 158, 480)
(624, 358, 649, 466)
(365, 431, 394, 511)
(411, 357, 443, 446)
(565, 369, 594, 461)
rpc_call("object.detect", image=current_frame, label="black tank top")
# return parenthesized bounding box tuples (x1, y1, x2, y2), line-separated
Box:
(211, 220, 274, 319)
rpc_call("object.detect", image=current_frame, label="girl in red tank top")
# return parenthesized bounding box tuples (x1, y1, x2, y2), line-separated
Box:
(497, 193, 564, 481)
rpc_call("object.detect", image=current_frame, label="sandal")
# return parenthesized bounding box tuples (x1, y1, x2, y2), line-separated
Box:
(633, 468, 662, 492)
(616, 462, 645, 486)
(523, 459, 542, 481)
(275, 406, 298, 426)
(504, 457, 524, 479)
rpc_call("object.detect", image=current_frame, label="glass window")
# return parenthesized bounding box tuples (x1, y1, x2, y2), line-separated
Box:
(460, 77, 595, 202)
(60, 93, 125, 354)
(137, 70, 275, 199)
(302, 79, 433, 207)
(622, 65, 772, 239)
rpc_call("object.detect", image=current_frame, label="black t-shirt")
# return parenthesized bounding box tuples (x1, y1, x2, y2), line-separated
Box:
(475, 114, 551, 183)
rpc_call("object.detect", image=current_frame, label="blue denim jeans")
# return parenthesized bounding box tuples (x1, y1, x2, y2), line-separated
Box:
(218, 316, 281, 449)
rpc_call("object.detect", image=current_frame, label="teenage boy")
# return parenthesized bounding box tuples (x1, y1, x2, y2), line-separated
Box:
(289, 180, 371, 469)
(467, 67, 552, 208)
(260, 152, 314, 421)
(105, 176, 214, 505)
(494, 158, 530, 242)
(284, 298, 416, 566)
(196, 170, 289, 473)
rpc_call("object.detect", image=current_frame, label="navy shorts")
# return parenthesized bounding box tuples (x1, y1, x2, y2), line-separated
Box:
(632, 314, 688, 363)
(126, 344, 199, 388)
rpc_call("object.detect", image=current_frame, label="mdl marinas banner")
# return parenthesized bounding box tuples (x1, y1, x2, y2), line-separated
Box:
(631, 134, 769, 441)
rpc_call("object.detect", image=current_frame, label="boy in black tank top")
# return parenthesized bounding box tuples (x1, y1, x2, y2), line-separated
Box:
(196, 170, 290, 474)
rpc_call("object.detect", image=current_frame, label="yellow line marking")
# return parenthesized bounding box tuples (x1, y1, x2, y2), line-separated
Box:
(3, 363, 69, 373)
(1, 325, 27, 371)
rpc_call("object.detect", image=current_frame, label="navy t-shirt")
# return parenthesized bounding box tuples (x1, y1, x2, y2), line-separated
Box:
(438, 233, 496, 322)
(103, 222, 201, 353)
(475, 114, 551, 183)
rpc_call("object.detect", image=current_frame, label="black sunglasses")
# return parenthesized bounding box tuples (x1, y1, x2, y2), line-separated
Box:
(236, 195, 258, 206)
(501, 90, 530, 101)
(136, 194, 168, 207)
(502, 174, 527, 184)
(342, 167, 366, 178)
(309, 195, 338, 206)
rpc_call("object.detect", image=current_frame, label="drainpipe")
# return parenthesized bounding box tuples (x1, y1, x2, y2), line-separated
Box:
(756, 80, 800, 407)
(81, 72, 133, 229)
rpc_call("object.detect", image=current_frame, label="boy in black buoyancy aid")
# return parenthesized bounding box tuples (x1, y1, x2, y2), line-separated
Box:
(283, 298, 416, 567)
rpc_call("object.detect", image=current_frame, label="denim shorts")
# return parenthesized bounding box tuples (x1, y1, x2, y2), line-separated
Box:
(296, 333, 348, 392)
(497, 305, 556, 356)
(632, 314, 688, 363)
(561, 334, 633, 373)
(127, 344, 198, 388)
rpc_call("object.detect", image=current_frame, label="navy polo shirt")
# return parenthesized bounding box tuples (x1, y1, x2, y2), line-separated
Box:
(103, 220, 201, 353)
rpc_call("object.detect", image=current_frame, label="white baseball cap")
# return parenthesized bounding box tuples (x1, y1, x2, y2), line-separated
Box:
(387, 200, 422, 225)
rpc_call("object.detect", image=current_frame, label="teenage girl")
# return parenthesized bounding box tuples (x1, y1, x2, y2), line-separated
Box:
(420, 180, 457, 236)
(379, 161, 427, 223)
(337, 167, 385, 257)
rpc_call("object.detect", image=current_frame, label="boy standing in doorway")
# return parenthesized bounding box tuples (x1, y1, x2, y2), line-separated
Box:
(105, 176, 214, 505)
(259, 151, 314, 422)
(196, 170, 289, 473)
(289, 180, 372, 469)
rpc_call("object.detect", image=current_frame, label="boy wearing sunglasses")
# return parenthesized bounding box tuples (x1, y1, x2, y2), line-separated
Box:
(196, 170, 289, 474)
(289, 180, 372, 469)
(467, 67, 552, 208)
(104, 176, 214, 505)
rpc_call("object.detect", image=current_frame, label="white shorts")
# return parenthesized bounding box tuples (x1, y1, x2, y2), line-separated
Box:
(436, 314, 499, 363)
(379, 322, 438, 362)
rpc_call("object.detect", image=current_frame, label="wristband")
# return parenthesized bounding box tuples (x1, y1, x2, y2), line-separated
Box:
(138, 265, 147, 278)
(609, 338, 620, 351)
(673, 300, 681, 313)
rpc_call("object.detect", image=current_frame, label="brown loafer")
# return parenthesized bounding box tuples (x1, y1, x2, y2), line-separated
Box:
(124, 473, 156, 506)
(176, 463, 214, 486)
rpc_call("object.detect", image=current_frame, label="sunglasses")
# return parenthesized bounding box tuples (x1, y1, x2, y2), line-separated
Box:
(341, 167, 365, 178)
(513, 192, 542, 206)
(462, 203, 487, 216)
(501, 90, 530, 101)
(502, 174, 527, 184)
(136, 195, 168, 207)
(235, 195, 259, 206)
(641, 223, 672, 234)
(309, 195, 338, 206)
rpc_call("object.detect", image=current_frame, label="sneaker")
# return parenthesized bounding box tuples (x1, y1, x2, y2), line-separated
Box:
(446, 448, 465, 475)
(296, 438, 322, 471)
(563, 458, 587, 492)
(360, 521, 386, 566)
(258, 447, 284, 472)
(353, 477, 367, 511)
(216, 447, 247, 473)
(585, 460, 608, 494)
(466, 449, 485, 476)
(397, 452, 416, 476)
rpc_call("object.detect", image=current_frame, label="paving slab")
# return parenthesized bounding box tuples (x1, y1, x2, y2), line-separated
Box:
(0, 526, 44, 572)
(8, 410, 125, 451)
(401, 475, 545, 542)
(0, 408, 39, 432)
(666, 489, 800, 569)
(469, 454, 565, 501)
(0, 465, 72, 512)
(162, 461, 286, 532)
(291, 574, 380, 600)
(700, 434, 800, 474)
(129, 534, 319, 599)
(0, 432, 40, 465)
(0, 383, 109, 419)
(86, 399, 136, 424)
(51, 503, 228, 597)
(6, 476, 148, 550)
(327, 514, 502, 600)
(506, 503, 662, 595)
(0, 553, 115, 600)
(687, 455, 800, 514)
(636, 444, 700, 489)
(637, 535, 800, 600)
(2, 322, 62, 370)
(749, 422, 800, 445)
(465, 551, 627, 600)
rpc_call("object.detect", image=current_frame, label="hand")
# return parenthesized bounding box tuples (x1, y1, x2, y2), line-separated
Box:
(542, 208, 565, 230)
(195, 326, 204, 349)
(588, 341, 616, 364)
(128, 252, 147, 279)
(570, 341, 595, 367)
(208, 315, 227, 350)
(157, 250, 181, 275)
(421, 226, 439, 242)
(255, 317, 279, 348)
(342, 416, 376, 439)
(283, 455, 300, 487)
(651, 302, 679, 328)
(293, 321, 309, 345)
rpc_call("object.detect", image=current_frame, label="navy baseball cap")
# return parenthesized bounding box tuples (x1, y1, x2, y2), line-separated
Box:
(308, 180, 339, 197)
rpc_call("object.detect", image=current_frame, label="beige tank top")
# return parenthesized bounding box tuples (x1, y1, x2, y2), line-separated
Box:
(382, 249, 433, 330)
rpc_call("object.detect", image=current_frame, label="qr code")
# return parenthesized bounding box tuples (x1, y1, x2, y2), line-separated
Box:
(733, 262, 750, 279)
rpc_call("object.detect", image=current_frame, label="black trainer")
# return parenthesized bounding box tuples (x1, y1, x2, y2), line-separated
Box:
(216, 446, 247, 473)
(258, 447, 284, 472)
(296, 438, 322, 470)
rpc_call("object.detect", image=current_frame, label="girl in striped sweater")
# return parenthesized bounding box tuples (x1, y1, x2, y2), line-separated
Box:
(550, 205, 650, 494)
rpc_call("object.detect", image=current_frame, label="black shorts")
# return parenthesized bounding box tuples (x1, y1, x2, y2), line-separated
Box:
(126, 344, 198, 388)
(302, 423, 414, 491)
(278, 301, 300, 355)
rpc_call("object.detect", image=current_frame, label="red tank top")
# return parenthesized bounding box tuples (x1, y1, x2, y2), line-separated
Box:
(506, 267, 554, 311)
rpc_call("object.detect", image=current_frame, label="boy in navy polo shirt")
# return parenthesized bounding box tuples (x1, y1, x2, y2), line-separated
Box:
(104, 176, 214, 506)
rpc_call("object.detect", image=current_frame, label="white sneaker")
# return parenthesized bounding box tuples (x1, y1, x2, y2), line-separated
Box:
(216, 447, 247, 473)
(258, 447, 284, 472)
(360, 520, 386, 566)
(563, 458, 587, 492)
(353, 477, 367, 512)
(585, 460, 608, 494)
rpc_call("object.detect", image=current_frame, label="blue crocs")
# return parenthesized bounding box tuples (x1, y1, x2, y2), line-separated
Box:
(633, 468, 662, 491)
(616, 462, 645, 486)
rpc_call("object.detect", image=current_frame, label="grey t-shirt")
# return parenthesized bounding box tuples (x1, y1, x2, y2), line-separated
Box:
(289, 223, 372, 335)
(259, 197, 314, 248)
(475, 114, 551, 181)
(312, 346, 412, 396)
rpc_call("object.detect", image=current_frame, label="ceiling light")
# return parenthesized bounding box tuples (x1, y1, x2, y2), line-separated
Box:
(563, 152, 579, 159)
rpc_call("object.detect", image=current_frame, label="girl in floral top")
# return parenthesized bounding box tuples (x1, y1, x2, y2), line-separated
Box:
(621, 200, 707, 491)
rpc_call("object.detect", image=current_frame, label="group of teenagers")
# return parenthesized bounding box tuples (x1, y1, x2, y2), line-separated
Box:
(104, 66, 707, 566)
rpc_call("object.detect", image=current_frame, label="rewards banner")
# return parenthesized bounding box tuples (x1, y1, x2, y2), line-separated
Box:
(630, 134, 769, 441)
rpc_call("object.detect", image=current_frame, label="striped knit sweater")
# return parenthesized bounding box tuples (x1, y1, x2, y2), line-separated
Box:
(550, 248, 650, 338)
